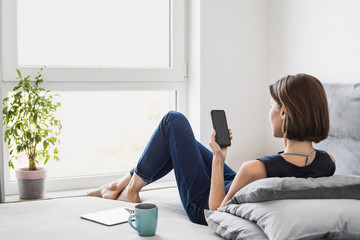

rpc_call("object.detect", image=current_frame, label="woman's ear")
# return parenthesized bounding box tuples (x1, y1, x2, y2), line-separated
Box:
(280, 107, 285, 120)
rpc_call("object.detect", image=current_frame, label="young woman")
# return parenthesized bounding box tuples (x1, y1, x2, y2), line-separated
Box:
(88, 73, 336, 225)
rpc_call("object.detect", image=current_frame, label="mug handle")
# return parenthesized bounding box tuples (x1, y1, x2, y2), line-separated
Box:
(128, 213, 138, 232)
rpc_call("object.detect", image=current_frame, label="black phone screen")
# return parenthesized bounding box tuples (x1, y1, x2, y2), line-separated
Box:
(210, 110, 231, 147)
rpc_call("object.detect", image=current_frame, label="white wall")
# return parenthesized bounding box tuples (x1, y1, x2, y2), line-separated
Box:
(189, 0, 360, 167)
(187, 0, 201, 139)
(266, 0, 360, 154)
(188, 0, 269, 171)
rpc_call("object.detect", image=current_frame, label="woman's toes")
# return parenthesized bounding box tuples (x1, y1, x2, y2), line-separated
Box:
(87, 188, 102, 197)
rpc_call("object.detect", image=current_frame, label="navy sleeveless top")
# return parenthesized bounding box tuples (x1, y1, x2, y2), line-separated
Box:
(257, 149, 336, 178)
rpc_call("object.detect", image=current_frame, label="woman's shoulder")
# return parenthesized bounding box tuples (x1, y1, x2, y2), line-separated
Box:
(316, 149, 336, 164)
(240, 160, 267, 179)
(257, 152, 282, 162)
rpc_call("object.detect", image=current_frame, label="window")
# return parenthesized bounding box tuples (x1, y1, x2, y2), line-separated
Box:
(1, 0, 186, 195)
(18, 0, 170, 68)
(9, 90, 177, 181)
(2, 0, 185, 82)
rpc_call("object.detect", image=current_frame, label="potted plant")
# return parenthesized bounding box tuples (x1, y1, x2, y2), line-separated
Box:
(2, 68, 62, 199)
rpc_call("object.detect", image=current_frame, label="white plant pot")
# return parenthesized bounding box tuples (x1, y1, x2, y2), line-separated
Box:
(15, 167, 47, 199)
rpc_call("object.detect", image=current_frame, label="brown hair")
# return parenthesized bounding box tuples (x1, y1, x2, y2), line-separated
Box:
(269, 74, 329, 143)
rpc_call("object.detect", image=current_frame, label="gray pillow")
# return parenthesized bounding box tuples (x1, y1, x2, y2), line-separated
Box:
(314, 83, 360, 175)
(227, 175, 360, 205)
(222, 199, 360, 240)
(206, 176, 360, 240)
(205, 210, 268, 240)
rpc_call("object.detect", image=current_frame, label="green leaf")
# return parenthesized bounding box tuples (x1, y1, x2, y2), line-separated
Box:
(26, 131, 32, 139)
(53, 148, 59, 154)
(8, 160, 15, 169)
(43, 141, 49, 150)
(16, 69, 22, 78)
(3, 97, 9, 104)
(49, 137, 56, 145)
(15, 92, 22, 98)
(35, 135, 41, 143)
(44, 155, 50, 165)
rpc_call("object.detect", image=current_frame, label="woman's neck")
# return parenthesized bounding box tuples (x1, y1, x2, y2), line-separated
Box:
(283, 138, 314, 153)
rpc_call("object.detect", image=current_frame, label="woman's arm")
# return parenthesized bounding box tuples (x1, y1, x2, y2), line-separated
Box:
(209, 153, 226, 210)
(208, 129, 266, 210)
(219, 160, 266, 208)
(208, 129, 231, 210)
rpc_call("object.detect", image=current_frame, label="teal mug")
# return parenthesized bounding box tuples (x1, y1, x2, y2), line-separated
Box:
(128, 203, 158, 236)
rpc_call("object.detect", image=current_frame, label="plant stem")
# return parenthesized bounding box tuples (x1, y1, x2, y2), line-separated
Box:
(29, 155, 37, 171)
(22, 80, 37, 171)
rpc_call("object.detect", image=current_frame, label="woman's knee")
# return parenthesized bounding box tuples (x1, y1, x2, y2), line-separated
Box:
(163, 111, 189, 126)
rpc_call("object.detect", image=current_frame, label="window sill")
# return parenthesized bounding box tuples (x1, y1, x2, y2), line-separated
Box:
(5, 180, 177, 203)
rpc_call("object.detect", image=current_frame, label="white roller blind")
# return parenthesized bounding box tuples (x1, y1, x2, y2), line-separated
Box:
(17, 0, 170, 68)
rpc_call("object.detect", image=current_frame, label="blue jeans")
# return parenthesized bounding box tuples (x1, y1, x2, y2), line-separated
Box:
(130, 111, 236, 225)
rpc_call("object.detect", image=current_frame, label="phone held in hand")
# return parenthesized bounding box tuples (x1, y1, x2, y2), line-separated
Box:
(210, 110, 231, 147)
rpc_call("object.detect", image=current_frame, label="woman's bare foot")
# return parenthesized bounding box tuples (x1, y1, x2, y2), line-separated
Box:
(116, 186, 141, 203)
(116, 173, 146, 203)
(87, 174, 131, 200)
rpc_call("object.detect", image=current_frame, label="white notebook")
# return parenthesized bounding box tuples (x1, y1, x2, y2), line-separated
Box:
(80, 207, 134, 226)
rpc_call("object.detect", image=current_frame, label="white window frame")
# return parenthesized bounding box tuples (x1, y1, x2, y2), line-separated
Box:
(1, 0, 187, 195)
(2, 0, 186, 82)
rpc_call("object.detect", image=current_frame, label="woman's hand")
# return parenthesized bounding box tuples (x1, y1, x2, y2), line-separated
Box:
(209, 129, 233, 161)
(208, 128, 233, 210)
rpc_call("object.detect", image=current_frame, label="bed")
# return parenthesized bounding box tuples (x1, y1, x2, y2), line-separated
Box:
(0, 187, 222, 240)
(205, 83, 360, 239)
(1, 83, 359, 240)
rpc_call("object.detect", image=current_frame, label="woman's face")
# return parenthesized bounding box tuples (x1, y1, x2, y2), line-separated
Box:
(269, 98, 284, 138)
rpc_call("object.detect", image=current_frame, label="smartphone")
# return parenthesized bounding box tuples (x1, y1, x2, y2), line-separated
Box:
(210, 110, 231, 147)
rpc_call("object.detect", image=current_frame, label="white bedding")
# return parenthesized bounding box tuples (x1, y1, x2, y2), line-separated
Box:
(0, 187, 221, 240)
